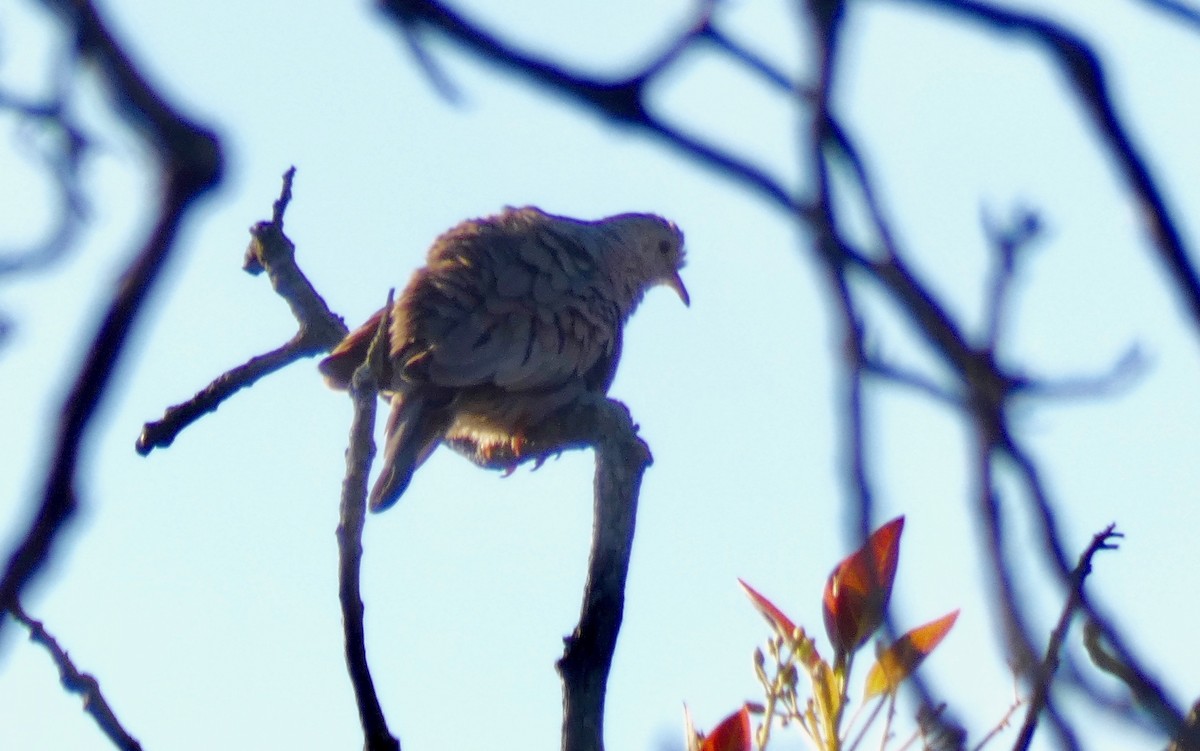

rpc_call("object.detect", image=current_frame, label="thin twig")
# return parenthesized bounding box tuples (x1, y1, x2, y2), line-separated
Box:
(980, 204, 1041, 349)
(1013, 525, 1123, 750)
(136, 168, 348, 455)
(10, 602, 142, 751)
(969, 692, 1025, 751)
(338, 292, 401, 751)
(0, 86, 89, 274)
(1136, 0, 1200, 32)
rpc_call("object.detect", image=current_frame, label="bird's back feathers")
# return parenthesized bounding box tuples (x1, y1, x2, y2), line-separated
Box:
(319, 206, 687, 511)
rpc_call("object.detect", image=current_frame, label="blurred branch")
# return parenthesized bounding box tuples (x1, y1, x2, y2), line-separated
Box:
(979, 204, 1041, 349)
(10, 602, 142, 751)
(901, 0, 1200, 348)
(0, 80, 89, 275)
(1084, 619, 1200, 750)
(1137, 0, 1200, 31)
(135, 167, 348, 454)
(0, 0, 222, 631)
(375, 0, 801, 213)
(1013, 525, 1123, 750)
(338, 295, 401, 751)
(805, 1, 970, 741)
(798, 3, 1189, 745)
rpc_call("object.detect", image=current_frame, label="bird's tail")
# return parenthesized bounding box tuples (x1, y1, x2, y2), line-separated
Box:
(370, 392, 450, 512)
(319, 307, 388, 390)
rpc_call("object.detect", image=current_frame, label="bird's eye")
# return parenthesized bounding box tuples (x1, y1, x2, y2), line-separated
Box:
(657, 240, 671, 256)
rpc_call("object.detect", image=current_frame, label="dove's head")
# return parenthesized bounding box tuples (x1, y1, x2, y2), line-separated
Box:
(603, 213, 689, 309)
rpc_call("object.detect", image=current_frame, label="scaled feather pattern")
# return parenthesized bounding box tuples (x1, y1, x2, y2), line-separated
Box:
(320, 206, 688, 511)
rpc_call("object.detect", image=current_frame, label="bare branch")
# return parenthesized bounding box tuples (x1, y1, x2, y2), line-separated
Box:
(1136, 0, 1200, 32)
(0, 0, 222, 631)
(136, 168, 348, 455)
(10, 602, 142, 751)
(900, 0, 1200, 347)
(338, 294, 402, 751)
(374, 0, 799, 212)
(1013, 525, 1123, 750)
(447, 395, 652, 751)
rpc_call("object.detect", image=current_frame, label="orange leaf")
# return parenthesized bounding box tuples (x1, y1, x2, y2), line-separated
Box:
(700, 706, 753, 751)
(864, 610, 960, 698)
(739, 579, 797, 638)
(823, 517, 905, 655)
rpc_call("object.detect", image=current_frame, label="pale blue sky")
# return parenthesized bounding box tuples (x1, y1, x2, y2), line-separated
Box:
(3, 1, 1199, 749)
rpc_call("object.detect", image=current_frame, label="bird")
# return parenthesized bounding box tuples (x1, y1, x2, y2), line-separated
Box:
(319, 205, 688, 512)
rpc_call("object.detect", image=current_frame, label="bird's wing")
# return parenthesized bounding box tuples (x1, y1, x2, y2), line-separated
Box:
(395, 220, 622, 393)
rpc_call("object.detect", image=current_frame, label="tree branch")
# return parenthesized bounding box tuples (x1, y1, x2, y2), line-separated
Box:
(338, 295, 401, 751)
(136, 167, 347, 455)
(447, 396, 652, 751)
(0, 0, 222, 630)
(374, 0, 799, 212)
(901, 0, 1200, 347)
(9, 602, 142, 751)
(1013, 525, 1123, 750)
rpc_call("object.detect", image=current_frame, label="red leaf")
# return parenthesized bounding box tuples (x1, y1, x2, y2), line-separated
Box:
(864, 610, 960, 698)
(700, 706, 753, 751)
(739, 579, 797, 638)
(822, 517, 904, 655)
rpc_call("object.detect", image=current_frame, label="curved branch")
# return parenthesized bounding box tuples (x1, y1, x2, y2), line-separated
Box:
(374, 0, 798, 212)
(447, 396, 652, 751)
(0, 0, 223, 625)
(902, 0, 1200, 346)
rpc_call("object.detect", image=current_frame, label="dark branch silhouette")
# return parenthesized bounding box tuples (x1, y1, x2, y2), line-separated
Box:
(9, 0, 1200, 749)
(339, 295, 402, 751)
(0, 0, 223, 634)
(9, 603, 142, 751)
(1014, 525, 1123, 750)
(136, 168, 348, 454)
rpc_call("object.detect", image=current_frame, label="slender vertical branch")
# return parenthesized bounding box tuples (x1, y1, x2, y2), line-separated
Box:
(1014, 526, 1123, 750)
(337, 295, 401, 751)
(557, 400, 653, 751)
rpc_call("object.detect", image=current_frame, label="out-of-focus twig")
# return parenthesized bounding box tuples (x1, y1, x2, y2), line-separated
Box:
(1137, 0, 1200, 32)
(901, 0, 1200, 348)
(0, 84, 89, 274)
(375, 0, 800, 213)
(0, 0, 223, 633)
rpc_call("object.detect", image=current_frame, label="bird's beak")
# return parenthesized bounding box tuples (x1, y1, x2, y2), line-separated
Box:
(665, 271, 690, 307)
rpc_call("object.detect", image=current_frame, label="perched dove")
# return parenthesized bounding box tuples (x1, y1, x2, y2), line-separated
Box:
(319, 206, 688, 511)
